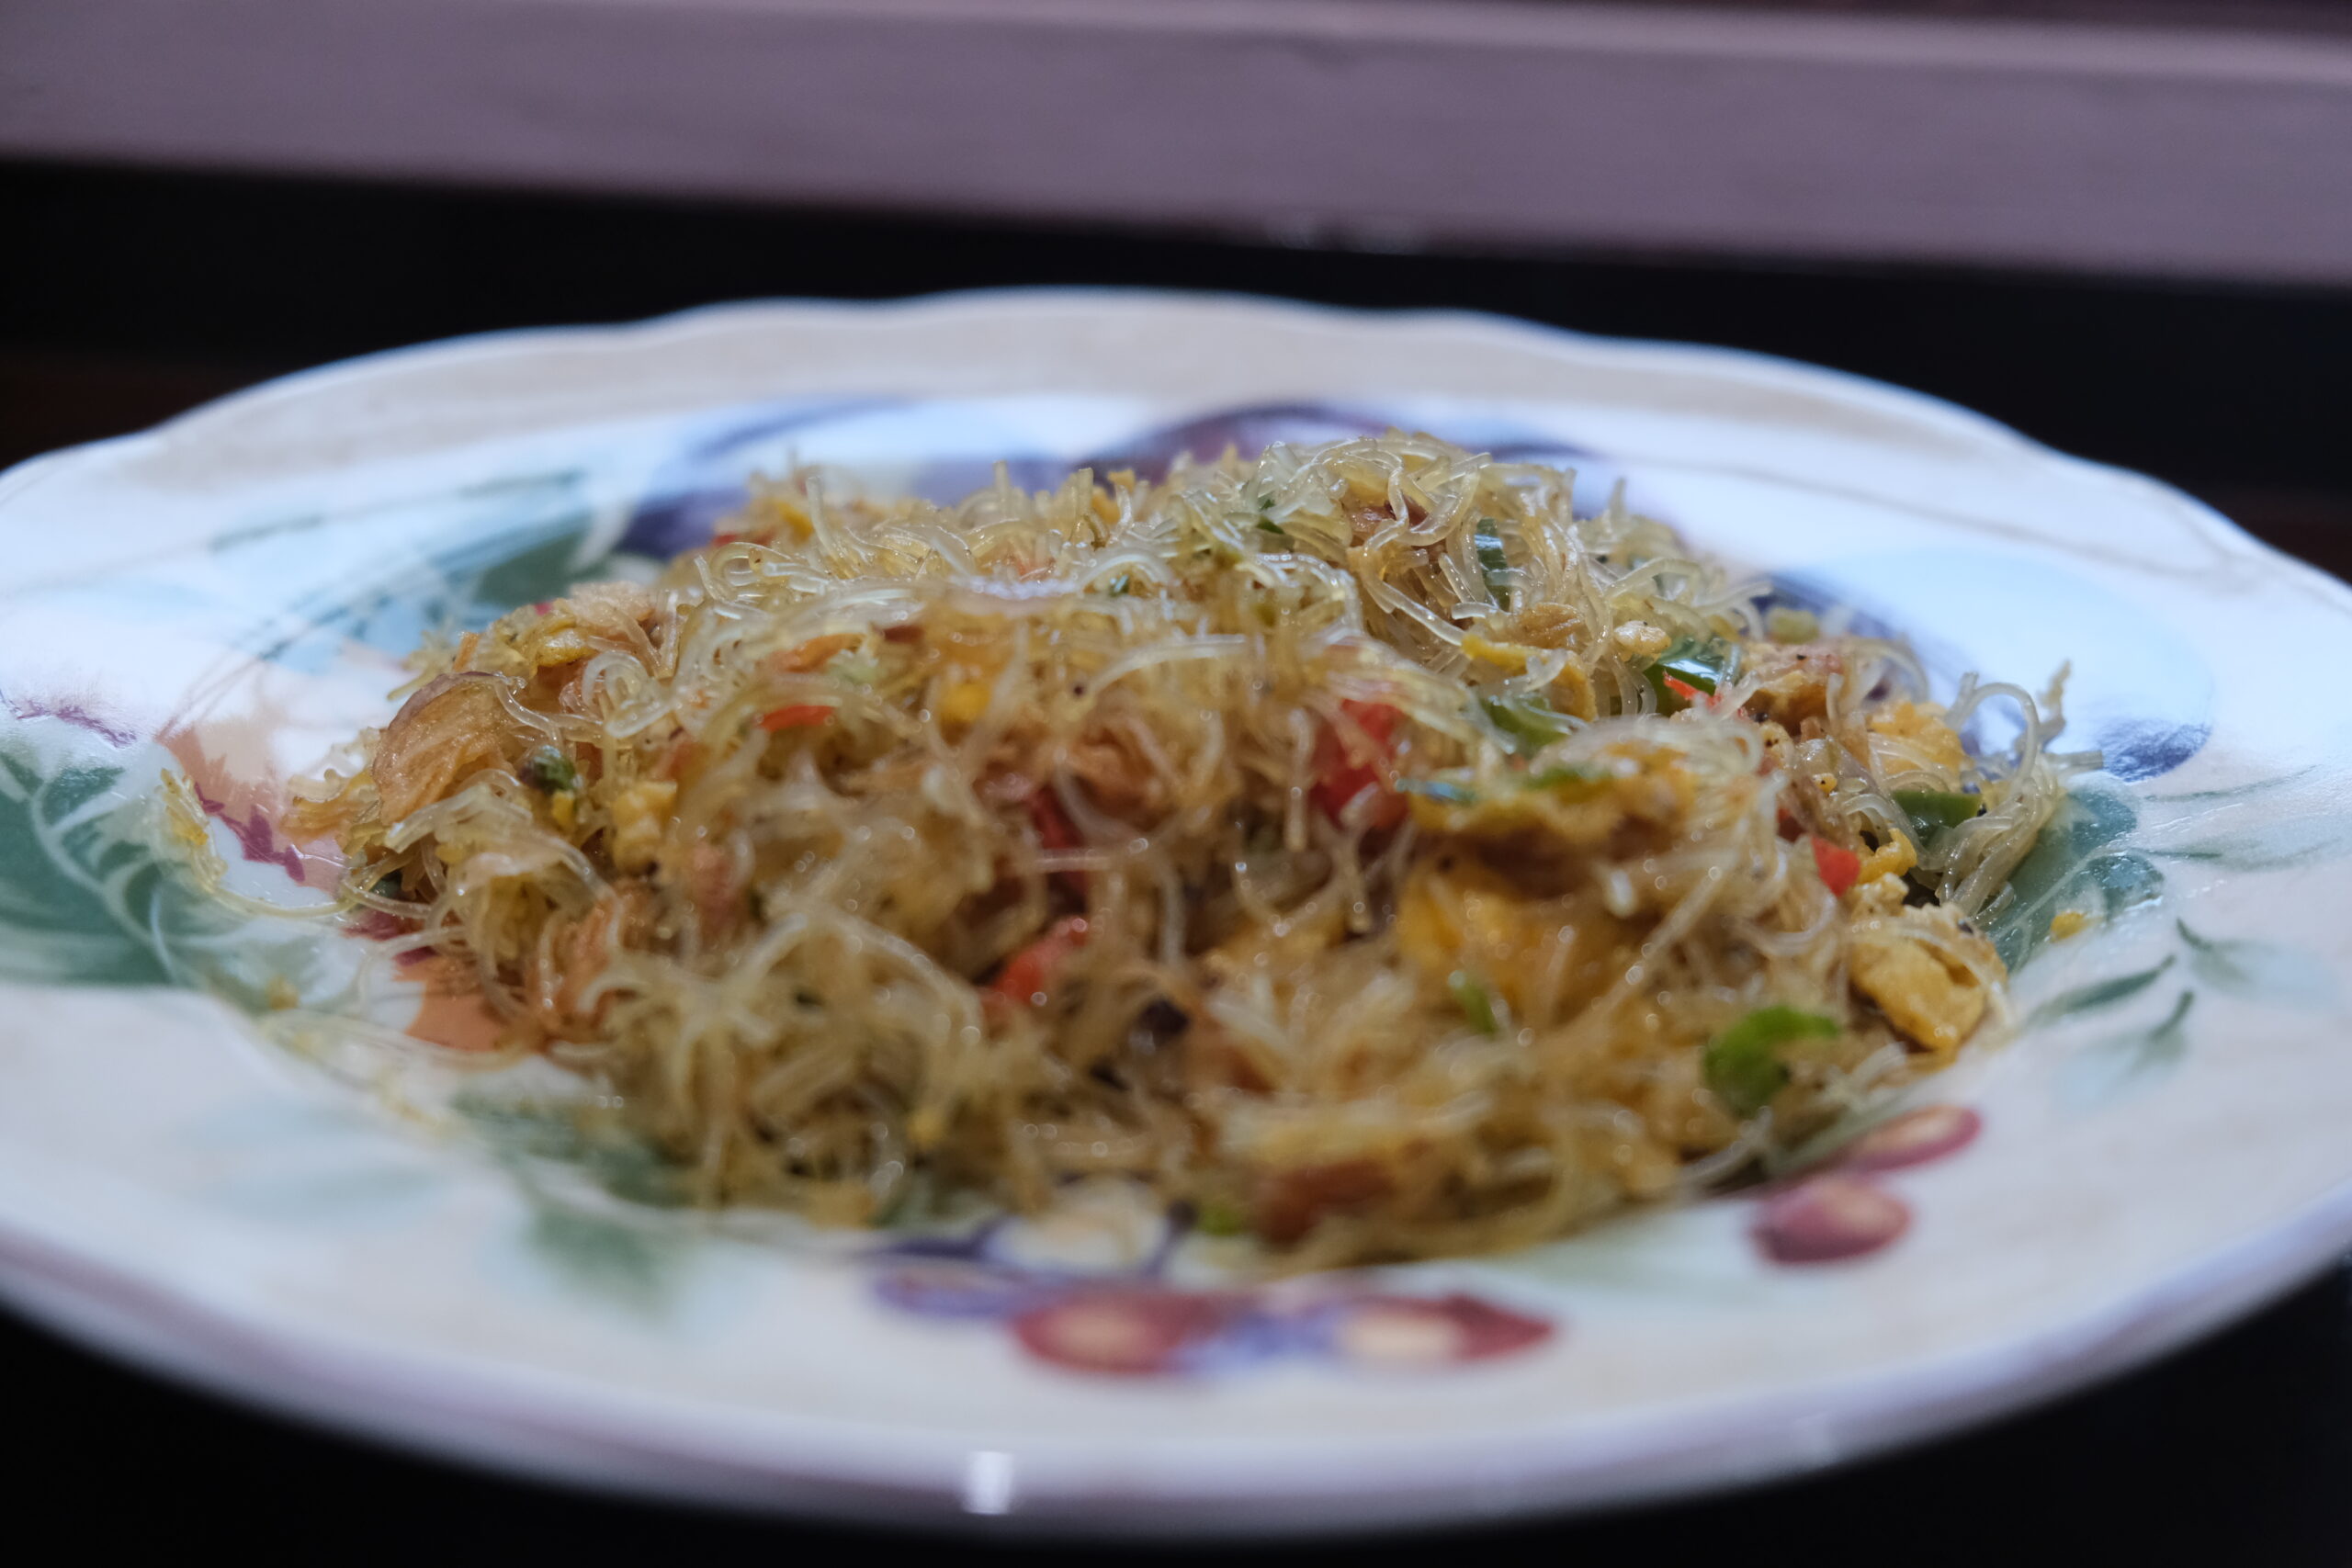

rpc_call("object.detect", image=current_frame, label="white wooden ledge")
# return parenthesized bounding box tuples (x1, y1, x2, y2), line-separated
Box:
(6, 0, 2352, 285)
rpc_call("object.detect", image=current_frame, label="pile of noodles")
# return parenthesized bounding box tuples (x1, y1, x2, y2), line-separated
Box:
(284, 433, 2087, 1265)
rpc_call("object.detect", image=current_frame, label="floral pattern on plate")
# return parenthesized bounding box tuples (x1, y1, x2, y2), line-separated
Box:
(872, 1213, 1553, 1377)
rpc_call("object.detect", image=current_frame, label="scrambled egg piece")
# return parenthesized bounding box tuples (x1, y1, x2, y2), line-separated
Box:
(1743, 644, 1841, 729)
(1867, 700, 1970, 775)
(936, 678, 996, 729)
(1857, 834, 1917, 885)
(1848, 904, 1999, 1056)
(1611, 620, 1672, 659)
(1404, 743, 1693, 857)
(610, 780, 678, 873)
(1462, 622, 1599, 720)
(1395, 860, 1633, 1024)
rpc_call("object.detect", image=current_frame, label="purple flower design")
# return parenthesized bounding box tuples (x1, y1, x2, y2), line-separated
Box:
(620, 398, 900, 559)
(867, 1210, 1553, 1378)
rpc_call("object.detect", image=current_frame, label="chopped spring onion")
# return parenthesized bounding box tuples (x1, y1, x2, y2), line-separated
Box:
(1475, 518, 1511, 608)
(1643, 637, 1736, 715)
(1893, 788, 1984, 840)
(826, 650, 881, 686)
(1399, 777, 1479, 806)
(1479, 693, 1577, 754)
(523, 745, 578, 795)
(1702, 1006, 1841, 1116)
(1194, 1198, 1250, 1237)
(1450, 971, 1500, 1035)
(1525, 763, 1604, 793)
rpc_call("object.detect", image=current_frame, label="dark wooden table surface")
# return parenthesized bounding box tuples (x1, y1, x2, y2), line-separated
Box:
(7, 161, 2352, 1564)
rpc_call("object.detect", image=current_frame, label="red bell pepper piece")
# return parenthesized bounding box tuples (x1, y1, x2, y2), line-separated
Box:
(1311, 700, 1408, 829)
(1030, 787, 1080, 852)
(759, 703, 835, 732)
(992, 916, 1091, 1007)
(1028, 784, 1089, 896)
(1811, 836, 1862, 897)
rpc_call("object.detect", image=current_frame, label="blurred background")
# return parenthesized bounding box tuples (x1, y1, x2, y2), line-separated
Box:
(5, 1, 2352, 1562)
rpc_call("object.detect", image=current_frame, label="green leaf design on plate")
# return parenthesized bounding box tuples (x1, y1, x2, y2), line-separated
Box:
(456, 1091, 696, 1314)
(239, 473, 602, 670)
(2149, 814, 2352, 874)
(0, 751, 162, 985)
(524, 1205, 688, 1317)
(2140, 767, 2316, 806)
(2058, 988, 2197, 1111)
(2027, 954, 2177, 1027)
(1986, 784, 2165, 970)
(472, 518, 602, 610)
(0, 734, 315, 1002)
(2177, 919, 2340, 1010)
(2134, 764, 2352, 874)
(452, 1090, 688, 1209)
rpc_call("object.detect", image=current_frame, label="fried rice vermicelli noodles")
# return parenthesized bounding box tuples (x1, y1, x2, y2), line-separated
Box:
(283, 434, 2085, 1266)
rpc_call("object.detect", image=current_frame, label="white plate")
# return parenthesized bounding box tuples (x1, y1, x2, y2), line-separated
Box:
(3, 290, 2349, 1534)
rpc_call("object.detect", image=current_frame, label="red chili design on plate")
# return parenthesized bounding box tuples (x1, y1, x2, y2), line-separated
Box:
(1754, 1175, 1911, 1264)
(1013, 1290, 1238, 1375)
(1336, 1293, 1555, 1367)
(1838, 1105, 1982, 1174)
